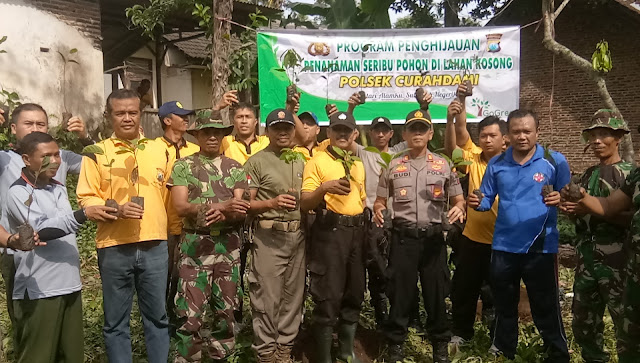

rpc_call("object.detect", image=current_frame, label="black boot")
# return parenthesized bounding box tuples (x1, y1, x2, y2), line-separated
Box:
(387, 343, 404, 363)
(433, 341, 450, 363)
(372, 297, 389, 330)
(313, 324, 334, 363)
(337, 322, 361, 363)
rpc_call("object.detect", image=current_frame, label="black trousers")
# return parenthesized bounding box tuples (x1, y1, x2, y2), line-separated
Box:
(385, 231, 451, 344)
(308, 218, 365, 326)
(451, 235, 493, 340)
(491, 250, 569, 362)
(366, 223, 387, 309)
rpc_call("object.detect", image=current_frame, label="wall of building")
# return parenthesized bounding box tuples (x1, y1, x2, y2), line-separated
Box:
(0, 0, 104, 129)
(517, 3, 640, 172)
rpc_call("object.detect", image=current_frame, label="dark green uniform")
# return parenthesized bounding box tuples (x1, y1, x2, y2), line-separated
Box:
(572, 162, 632, 362)
(168, 152, 248, 361)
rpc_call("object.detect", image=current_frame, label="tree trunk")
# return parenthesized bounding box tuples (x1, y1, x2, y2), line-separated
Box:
(541, 0, 635, 163)
(444, 0, 460, 27)
(211, 0, 233, 108)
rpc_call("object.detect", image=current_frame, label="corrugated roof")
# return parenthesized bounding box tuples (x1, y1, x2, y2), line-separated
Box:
(163, 32, 245, 60)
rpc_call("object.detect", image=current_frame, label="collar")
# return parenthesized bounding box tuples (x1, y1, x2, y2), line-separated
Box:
(504, 144, 544, 166)
(162, 135, 187, 149)
(196, 152, 222, 162)
(20, 168, 62, 189)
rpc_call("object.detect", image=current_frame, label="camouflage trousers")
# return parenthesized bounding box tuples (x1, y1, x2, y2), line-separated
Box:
(174, 230, 242, 362)
(618, 252, 640, 363)
(572, 242, 626, 363)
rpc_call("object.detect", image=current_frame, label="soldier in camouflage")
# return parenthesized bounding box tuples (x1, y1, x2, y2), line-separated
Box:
(560, 109, 632, 363)
(168, 112, 250, 362)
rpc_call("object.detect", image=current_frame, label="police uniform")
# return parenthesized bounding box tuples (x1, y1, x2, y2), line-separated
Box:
(572, 111, 633, 363)
(167, 117, 248, 361)
(377, 110, 462, 362)
(301, 112, 367, 363)
(243, 109, 306, 363)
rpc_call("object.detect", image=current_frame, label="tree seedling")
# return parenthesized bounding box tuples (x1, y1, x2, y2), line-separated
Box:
(82, 144, 119, 216)
(440, 148, 472, 231)
(541, 144, 554, 199)
(272, 49, 312, 103)
(356, 44, 372, 105)
(279, 148, 307, 210)
(14, 156, 57, 251)
(365, 146, 409, 229)
(321, 63, 339, 115)
(58, 48, 80, 130)
(114, 138, 150, 209)
(331, 146, 361, 194)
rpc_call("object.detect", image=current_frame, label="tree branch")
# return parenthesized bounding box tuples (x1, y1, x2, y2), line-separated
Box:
(554, 0, 571, 19)
(541, 0, 634, 163)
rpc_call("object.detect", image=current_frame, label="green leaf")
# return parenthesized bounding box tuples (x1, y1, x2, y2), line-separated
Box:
(364, 146, 381, 154)
(380, 152, 392, 166)
(69, 48, 78, 54)
(24, 194, 33, 207)
(0, 36, 7, 44)
(82, 144, 104, 155)
(451, 148, 464, 161)
(332, 146, 346, 157)
(115, 149, 130, 155)
(457, 160, 473, 166)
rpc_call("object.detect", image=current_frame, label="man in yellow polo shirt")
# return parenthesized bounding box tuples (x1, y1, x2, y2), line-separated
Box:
(301, 111, 366, 363)
(154, 100, 200, 326)
(444, 84, 507, 346)
(77, 89, 171, 362)
(218, 92, 269, 164)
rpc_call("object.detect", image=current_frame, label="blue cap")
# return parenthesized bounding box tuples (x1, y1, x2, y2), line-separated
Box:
(158, 101, 194, 119)
(299, 111, 318, 125)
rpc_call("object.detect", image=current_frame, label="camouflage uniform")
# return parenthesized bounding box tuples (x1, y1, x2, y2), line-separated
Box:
(572, 161, 632, 363)
(618, 168, 640, 363)
(169, 152, 248, 361)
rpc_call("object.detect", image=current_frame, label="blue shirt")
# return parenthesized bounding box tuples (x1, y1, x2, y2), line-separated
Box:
(478, 144, 571, 254)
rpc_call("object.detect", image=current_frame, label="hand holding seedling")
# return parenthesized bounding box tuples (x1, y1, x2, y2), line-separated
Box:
(7, 231, 44, 250)
(457, 83, 470, 100)
(325, 104, 338, 118)
(204, 208, 225, 225)
(214, 90, 239, 110)
(347, 93, 362, 113)
(467, 190, 483, 209)
(447, 205, 466, 224)
(322, 179, 351, 196)
(221, 198, 250, 215)
(544, 191, 561, 206)
(272, 194, 297, 210)
(119, 202, 144, 219)
(85, 205, 118, 222)
(0, 107, 5, 125)
(559, 186, 588, 215)
(67, 116, 87, 139)
(447, 100, 463, 120)
(286, 93, 300, 113)
(373, 205, 386, 228)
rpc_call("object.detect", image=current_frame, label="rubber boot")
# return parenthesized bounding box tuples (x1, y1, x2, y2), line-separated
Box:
(313, 324, 334, 363)
(433, 341, 450, 363)
(337, 322, 361, 363)
(372, 296, 389, 331)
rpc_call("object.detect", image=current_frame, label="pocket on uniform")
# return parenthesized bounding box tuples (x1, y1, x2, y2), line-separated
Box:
(426, 182, 446, 201)
(248, 272, 265, 313)
(393, 179, 415, 202)
(308, 260, 328, 301)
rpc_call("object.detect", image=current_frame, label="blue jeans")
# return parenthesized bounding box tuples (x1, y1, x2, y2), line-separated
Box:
(97, 241, 169, 363)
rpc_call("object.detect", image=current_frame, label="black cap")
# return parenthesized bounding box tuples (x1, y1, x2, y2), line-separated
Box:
(266, 108, 295, 128)
(329, 112, 356, 130)
(370, 116, 392, 129)
(405, 109, 432, 128)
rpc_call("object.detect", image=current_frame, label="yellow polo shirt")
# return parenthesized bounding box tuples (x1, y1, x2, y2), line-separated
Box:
(294, 142, 322, 160)
(77, 137, 172, 248)
(461, 138, 499, 244)
(220, 134, 270, 164)
(155, 136, 200, 235)
(302, 149, 366, 216)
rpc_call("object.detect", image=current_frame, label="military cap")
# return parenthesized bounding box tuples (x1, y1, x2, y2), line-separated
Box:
(582, 109, 630, 133)
(266, 108, 295, 127)
(186, 109, 233, 136)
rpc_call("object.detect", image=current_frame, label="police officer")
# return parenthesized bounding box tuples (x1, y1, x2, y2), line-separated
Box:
(301, 111, 367, 363)
(374, 109, 465, 363)
(244, 109, 306, 363)
(168, 112, 250, 361)
(560, 110, 633, 363)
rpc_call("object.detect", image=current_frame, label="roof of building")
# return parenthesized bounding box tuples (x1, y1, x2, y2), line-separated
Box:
(163, 32, 245, 60)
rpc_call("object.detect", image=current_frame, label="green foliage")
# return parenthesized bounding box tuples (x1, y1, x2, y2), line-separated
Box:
(289, 0, 391, 29)
(279, 148, 307, 164)
(438, 147, 472, 179)
(363, 146, 408, 170)
(49, 126, 85, 154)
(332, 146, 361, 180)
(592, 40, 613, 73)
(0, 89, 21, 112)
(272, 49, 313, 85)
(228, 12, 268, 91)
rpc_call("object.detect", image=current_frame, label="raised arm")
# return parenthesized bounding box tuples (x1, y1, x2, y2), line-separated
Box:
(444, 99, 464, 158)
(454, 84, 471, 148)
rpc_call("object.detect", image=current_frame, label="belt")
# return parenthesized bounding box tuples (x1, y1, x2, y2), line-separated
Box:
(257, 220, 301, 232)
(183, 227, 233, 236)
(318, 209, 365, 227)
(392, 224, 442, 239)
